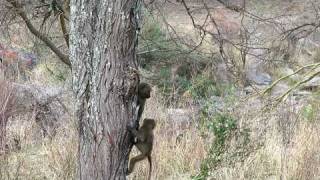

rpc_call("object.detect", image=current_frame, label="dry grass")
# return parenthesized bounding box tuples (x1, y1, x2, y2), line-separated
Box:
(202, 96, 320, 180)
(1, 115, 77, 180)
(128, 128, 206, 180)
(2, 88, 320, 180)
(288, 122, 320, 179)
(128, 90, 207, 180)
(2, 84, 320, 180)
(1, 90, 206, 180)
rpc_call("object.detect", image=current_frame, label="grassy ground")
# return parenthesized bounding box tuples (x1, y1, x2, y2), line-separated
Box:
(2, 89, 320, 180)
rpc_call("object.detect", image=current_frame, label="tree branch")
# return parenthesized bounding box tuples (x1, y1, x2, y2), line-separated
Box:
(6, 0, 71, 68)
(216, 0, 244, 12)
(263, 62, 320, 94)
(276, 70, 320, 102)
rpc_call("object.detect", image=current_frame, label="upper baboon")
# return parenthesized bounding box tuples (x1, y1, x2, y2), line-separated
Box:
(127, 118, 156, 180)
(137, 83, 152, 123)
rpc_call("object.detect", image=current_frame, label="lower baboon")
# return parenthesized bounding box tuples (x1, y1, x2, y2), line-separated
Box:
(127, 118, 156, 180)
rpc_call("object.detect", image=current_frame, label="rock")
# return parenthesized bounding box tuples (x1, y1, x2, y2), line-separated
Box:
(301, 76, 320, 91)
(293, 91, 312, 98)
(245, 55, 272, 85)
(246, 68, 272, 85)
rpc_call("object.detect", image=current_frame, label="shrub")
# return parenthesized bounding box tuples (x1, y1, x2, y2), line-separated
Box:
(193, 112, 237, 179)
(301, 99, 320, 122)
(188, 74, 219, 99)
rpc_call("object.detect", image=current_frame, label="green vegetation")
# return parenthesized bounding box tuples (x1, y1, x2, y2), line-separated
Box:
(301, 98, 320, 122)
(138, 15, 211, 101)
(193, 113, 237, 180)
(188, 74, 219, 98)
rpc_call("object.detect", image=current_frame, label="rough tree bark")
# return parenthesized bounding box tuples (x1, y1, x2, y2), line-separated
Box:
(70, 0, 141, 179)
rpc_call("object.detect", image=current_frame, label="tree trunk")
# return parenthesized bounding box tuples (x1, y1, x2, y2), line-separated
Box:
(70, 0, 140, 179)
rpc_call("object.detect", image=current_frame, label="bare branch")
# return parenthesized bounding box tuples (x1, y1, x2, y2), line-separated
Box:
(216, 0, 244, 12)
(276, 70, 320, 102)
(263, 62, 320, 95)
(5, 0, 71, 67)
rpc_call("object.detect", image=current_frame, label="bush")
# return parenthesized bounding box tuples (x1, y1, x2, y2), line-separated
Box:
(301, 99, 320, 122)
(188, 74, 219, 99)
(193, 113, 237, 179)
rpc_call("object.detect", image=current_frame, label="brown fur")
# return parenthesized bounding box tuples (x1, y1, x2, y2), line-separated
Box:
(127, 118, 156, 180)
(137, 83, 152, 122)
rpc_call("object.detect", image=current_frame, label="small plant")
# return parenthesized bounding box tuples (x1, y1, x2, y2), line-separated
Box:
(193, 113, 237, 179)
(301, 100, 319, 122)
(157, 66, 174, 99)
(208, 113, 237, 145)
(189, 74, 219, 99)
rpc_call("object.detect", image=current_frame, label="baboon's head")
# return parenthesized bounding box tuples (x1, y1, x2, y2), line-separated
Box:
(143, 118, 156, 129)
(138, 83, 151, 98)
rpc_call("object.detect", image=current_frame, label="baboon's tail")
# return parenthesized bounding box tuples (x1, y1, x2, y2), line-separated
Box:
(147, 155, 152, 180)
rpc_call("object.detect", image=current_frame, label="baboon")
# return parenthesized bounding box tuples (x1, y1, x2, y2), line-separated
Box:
(127, 118, 156, 180)
(137, 83, 152, 123)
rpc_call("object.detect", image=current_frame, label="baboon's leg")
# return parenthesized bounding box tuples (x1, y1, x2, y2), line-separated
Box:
(127, 154, 146, 174)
